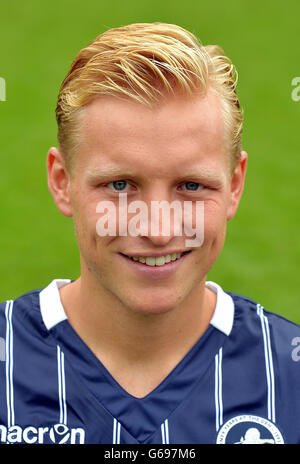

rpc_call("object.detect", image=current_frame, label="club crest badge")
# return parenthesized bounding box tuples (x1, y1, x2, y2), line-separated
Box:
(216, 415, 284, 444)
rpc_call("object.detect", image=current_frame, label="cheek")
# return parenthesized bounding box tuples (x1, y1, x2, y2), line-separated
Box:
(72, 199, 100, 252)
(203, 200, 228, 240)
(186, 201, 227, 268)
(73, 208, 114, 275)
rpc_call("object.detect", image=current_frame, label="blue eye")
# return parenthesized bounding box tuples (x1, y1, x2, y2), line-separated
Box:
(107, 180, 130, 192)
(181, 182, 204, 191)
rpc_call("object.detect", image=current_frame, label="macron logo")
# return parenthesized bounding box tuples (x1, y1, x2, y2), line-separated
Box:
(0, 423, 85, 444)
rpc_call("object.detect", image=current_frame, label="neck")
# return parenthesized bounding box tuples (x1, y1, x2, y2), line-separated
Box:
(59, 268, 216, 398)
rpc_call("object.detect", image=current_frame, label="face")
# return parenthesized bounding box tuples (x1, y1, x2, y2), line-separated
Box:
(48, 90, 247, 315)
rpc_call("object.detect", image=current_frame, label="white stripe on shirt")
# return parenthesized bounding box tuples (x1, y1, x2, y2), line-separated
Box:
(113, 418, 121, 444)
(5, 300, 14, 428)
(57, 345, 67, 425)
(215, 347, 223, 431)
(257, 304, 276, 422)
(161, 418, 169, 444)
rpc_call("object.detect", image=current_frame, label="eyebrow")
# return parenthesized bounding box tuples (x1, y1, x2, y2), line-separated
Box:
(180, 168, 224, 179)
(85, 165, 225, 184)
(85, 166, 138, 182)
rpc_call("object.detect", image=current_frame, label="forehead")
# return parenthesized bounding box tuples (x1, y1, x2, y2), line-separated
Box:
(74, 90, 228, 178)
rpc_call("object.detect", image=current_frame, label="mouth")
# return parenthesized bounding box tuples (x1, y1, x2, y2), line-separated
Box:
(120, 250, 192, 267)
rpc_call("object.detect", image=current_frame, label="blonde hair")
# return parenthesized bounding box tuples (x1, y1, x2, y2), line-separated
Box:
(56, 22, 243, 172)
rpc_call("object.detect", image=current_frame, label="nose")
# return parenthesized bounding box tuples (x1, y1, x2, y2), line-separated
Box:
(143, 232, 175, 247)
(136, 194, 183, 246)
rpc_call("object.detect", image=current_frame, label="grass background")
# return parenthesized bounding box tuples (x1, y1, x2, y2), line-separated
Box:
(0, 0, 299, 322)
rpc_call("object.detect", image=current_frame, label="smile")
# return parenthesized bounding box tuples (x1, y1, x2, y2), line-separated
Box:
(122, 251, 191, 267)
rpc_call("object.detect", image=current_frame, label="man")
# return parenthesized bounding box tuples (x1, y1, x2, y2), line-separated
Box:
(1, 22, 299, 445)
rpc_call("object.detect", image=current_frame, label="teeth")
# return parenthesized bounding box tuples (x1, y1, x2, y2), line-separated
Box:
(146, 257, 156, 266)
(131, 253, 182, 266)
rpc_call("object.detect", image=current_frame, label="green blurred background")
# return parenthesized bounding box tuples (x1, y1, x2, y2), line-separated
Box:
(0, 0, 299, 322)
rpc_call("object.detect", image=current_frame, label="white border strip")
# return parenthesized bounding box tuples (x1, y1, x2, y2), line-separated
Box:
(257, 304, 276, 422)
(215, 347, 223, 431)
(5, 300, 14, 428)
(57, 345, 67, 425)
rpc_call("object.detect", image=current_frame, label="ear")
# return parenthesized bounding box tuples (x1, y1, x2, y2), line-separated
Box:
(47, 147, 73, 217)
(227, 150, 248, 221)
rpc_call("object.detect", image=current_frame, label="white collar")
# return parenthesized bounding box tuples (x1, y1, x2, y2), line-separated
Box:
(205, 281, 235, 336)
(39, 279, 70, 331)
(39, 279, 234, 336)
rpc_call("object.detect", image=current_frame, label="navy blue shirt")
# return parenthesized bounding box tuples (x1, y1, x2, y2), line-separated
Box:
(0, 279, 299, 444)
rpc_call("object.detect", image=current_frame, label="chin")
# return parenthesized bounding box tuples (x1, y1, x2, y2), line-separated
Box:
(131, 305, 176, 317)
(125, 293, 182, 316)
(132, 305, 174, 316)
